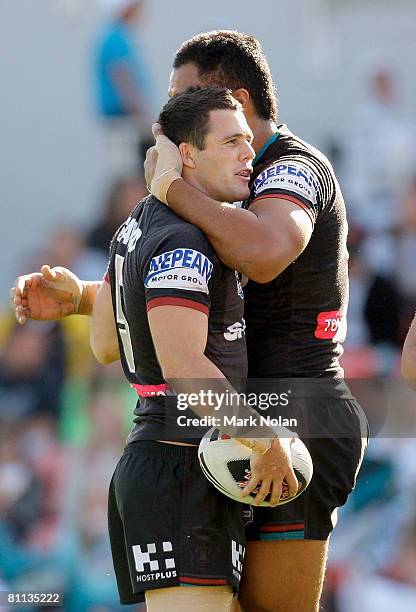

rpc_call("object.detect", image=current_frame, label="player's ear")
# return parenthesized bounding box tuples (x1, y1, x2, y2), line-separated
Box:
(231, 88, 250, 111)
(179, 142, 196, 169)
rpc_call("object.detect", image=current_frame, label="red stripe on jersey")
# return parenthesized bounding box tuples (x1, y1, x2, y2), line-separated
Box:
(252, 194, 315, 224)
(146, 297, 209, 315)
(104, 271, 110, 283)
(131, 383, 170, 397)
(261, 523, 305, 533)
(179, 576, 228, 585)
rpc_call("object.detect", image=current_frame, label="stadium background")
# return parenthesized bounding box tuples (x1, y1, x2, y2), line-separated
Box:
(1, 0, 416, 610)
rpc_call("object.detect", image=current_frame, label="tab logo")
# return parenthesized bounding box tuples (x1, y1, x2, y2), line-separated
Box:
(314, 310, 347, 342)
(145, 248, 213, 294)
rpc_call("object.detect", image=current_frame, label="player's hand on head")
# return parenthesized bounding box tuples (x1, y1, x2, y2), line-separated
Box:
(241, 436, 298, 506)
(152, 122, 175, 144)
(10, 265, 84, 323)
(147, 123, 183, 205)
(151, 121, 183, 175)
(144, 145, 158, 191)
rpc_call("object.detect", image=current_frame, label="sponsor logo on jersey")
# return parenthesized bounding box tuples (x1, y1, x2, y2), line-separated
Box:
(235, 271, 244, 299)
(131, 383, 170, 397)
(117, 216, 142, 252)
(145, 248, 213, 293)
(243, 506, 254, 527)
(314, 310, 347, 342)
(132, 541, 177, 583)
(253, 162, 318, 205)
(231, 540, 245, 581)
(224, 319, 246, 341)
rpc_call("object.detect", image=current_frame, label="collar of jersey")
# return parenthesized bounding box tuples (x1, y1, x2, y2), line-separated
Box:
(253, 132, 280, 166)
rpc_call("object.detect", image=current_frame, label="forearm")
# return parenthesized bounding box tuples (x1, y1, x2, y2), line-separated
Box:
(166, 179, 273, 279)
(90, 323, 120, 364)
(402, 314, 416, 389)
(90, 282, 120, 364)
(163, 353, 278, 442)
(78, 281, 102, 316)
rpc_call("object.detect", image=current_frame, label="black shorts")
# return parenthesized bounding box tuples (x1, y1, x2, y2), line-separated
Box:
(245, 398, 369, 541)
(108, 440, 246, 605)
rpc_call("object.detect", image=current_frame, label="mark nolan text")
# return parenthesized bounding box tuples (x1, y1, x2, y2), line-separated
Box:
(223, 415, 298, 428)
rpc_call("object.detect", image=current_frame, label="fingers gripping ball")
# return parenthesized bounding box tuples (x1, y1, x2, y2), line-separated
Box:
(198, 428, 313, 507)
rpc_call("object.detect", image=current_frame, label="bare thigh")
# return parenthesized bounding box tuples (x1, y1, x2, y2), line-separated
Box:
(239, 540, 328, 612)
(145, 585, 235, 611)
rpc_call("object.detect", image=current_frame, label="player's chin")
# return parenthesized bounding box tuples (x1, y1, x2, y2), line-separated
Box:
(231, 181, 251, 201)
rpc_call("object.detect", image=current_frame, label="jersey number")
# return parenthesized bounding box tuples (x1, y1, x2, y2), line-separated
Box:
(114, 254, 136, 373)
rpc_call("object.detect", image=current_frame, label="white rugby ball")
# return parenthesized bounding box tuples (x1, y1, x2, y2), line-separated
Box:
(198, 428, 313, 507)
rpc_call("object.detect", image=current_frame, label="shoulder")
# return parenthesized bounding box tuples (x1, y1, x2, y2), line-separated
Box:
(250, 127, 337, 216)
(279, 126, 332, 162)
(251, 156, 322, 211)
(148, 198, 215, 252)
(276, 125, 335, 178)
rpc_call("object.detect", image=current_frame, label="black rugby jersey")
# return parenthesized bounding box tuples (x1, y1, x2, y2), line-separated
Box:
(107, 195, 247, 441)
(243, 125, 348, 377)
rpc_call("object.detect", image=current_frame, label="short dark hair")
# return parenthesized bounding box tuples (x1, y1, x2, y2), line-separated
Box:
(158, 86, 241, 150)
(173, 30, 278, 122)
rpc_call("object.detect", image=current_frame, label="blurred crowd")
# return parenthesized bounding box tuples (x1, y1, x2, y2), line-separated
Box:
(1, 0, 416, 608)
(0, 2, 149, 609)
(321, 68, 416, 612)
(0, 174, 149, 611)
(340, 69, 416, 381)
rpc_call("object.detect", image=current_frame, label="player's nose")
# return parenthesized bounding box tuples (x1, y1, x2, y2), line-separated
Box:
(240, 139, 255, 162)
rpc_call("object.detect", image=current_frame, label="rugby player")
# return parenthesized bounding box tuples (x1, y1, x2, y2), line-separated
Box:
(11, 31, 368, 612)
(12, 87, 297, 611)
(144, 31, 368, 612)
(102, 87, 253, 610)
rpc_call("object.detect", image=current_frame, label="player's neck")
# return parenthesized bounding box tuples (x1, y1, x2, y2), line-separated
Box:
(251, 119, 278, 155)
(182, 171, 209, 198)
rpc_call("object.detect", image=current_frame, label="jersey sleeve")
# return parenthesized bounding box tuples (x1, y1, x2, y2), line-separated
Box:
(251, 156, 323, 224)
(140, 224, 220, 316)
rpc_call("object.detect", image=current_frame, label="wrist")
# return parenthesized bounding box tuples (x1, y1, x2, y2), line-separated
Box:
(250, 435, 294, 456)
(165, 175, 183, 205)
(237, 429, 296, 456)
(236, 437, 274, 455)
(78, 282, 94, 316)
(151, 169, 181, 205)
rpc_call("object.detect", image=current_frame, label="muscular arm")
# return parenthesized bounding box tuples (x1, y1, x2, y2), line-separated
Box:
(145, 124, 313, 282)
(148, 305, 225, 387)
(165, 180, 312, 283)
(402, 314, 416, 389)
(90, 280, 120, 364)
(148, 304, 298, 505)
